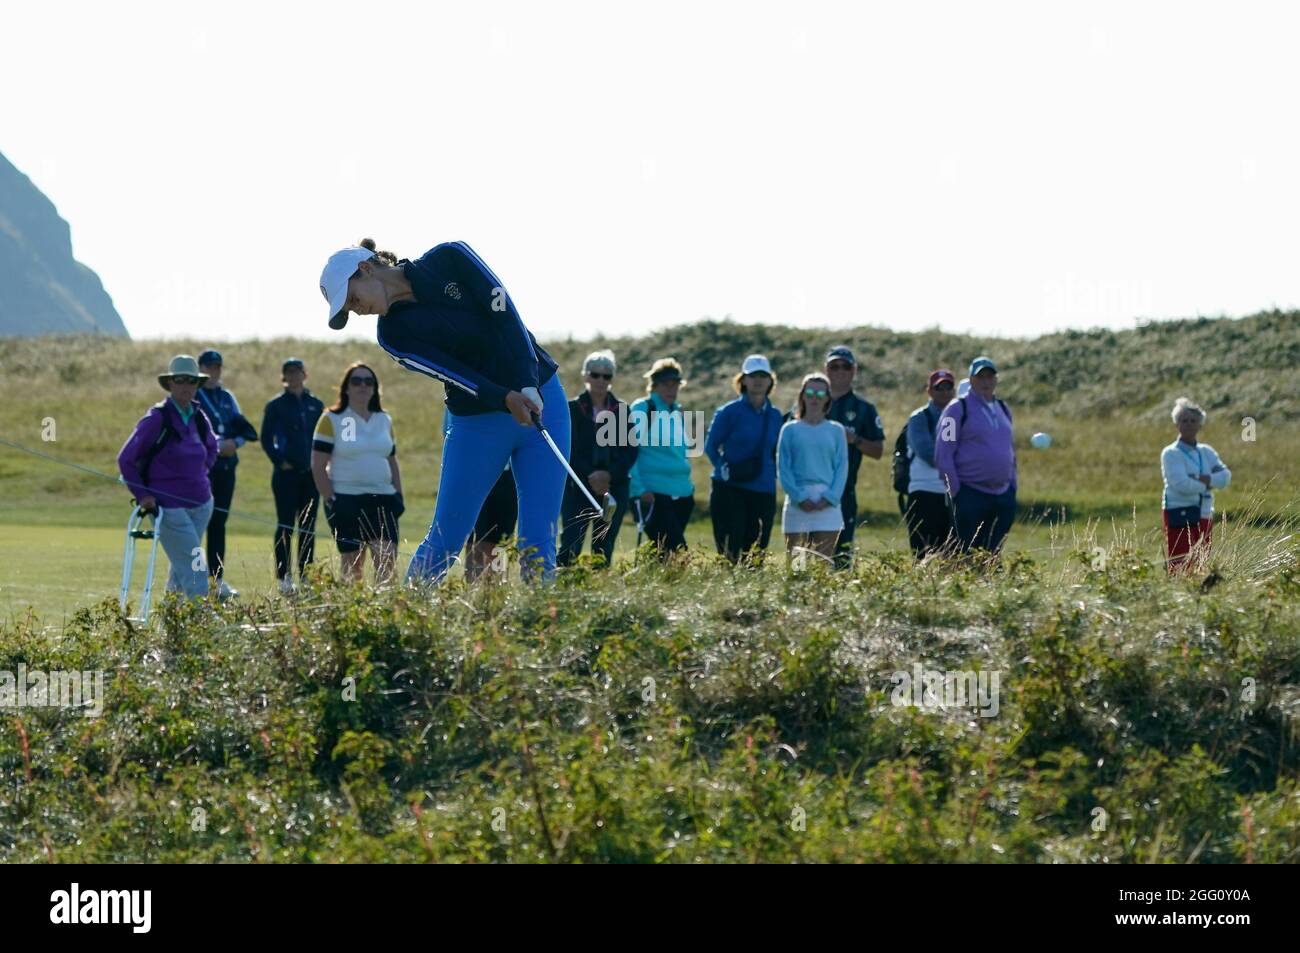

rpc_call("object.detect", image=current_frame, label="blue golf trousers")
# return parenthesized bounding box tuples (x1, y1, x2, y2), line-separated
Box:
(408, 373, 569, 584)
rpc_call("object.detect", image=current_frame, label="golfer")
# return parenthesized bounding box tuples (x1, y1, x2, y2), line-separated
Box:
(1161, 397, 1231, 574)
(117, 355, 219, 601)
(319, 238, 569, 583)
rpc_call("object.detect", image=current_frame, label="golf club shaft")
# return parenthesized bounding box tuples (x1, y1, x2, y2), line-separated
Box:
(532, 415, 602, 512)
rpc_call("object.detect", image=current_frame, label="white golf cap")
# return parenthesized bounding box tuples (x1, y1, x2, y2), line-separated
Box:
(741, 354, 772, 375)
(320, 246, 376, 330)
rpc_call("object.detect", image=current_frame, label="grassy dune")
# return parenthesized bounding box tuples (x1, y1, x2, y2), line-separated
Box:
(0, 315, 1297, 862)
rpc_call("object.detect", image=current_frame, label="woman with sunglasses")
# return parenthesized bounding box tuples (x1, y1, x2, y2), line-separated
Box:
(311, 363, 404, 584)
(902, 369, 957, 558)
(319, 238, 568, 584)
(117, 355, 220, 601)
(559, 350, 637, 568)
(777, 373, 848, 564)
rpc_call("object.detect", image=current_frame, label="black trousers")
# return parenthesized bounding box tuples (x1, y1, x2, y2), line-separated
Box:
(638, 493, 694, 558)
(833, 490, 859, 570)
(558, 481, 629, 568)
(905, 490, 954, 558)
(206, 465, 236, 578)
(272, 468, 319, 580)
(710, 480, 776, 564)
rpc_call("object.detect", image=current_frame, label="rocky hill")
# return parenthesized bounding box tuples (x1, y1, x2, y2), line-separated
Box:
(0, 150, 127, 337)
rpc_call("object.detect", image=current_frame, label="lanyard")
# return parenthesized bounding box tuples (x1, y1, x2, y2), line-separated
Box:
(1176, 441, 1203, 476)
(197, 387, 223, 433)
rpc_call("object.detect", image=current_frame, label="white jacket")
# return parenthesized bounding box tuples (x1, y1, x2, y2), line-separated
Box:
(1161, 439, 1230, 517)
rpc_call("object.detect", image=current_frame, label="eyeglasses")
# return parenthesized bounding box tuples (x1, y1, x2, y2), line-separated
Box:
(803, 387, 829, 398)
(171, 376, 200, 385)
(349, 376, 376, 386)
(587, 372, 612, 380)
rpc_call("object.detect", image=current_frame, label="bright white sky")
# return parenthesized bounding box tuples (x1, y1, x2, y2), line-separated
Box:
(3, 0, 1298, 343)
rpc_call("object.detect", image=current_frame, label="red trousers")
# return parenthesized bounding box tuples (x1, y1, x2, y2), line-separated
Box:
(1163, 509, 1212, 573)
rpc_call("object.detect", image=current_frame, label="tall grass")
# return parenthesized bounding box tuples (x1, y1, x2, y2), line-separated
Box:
(2, 522, 1298, 863)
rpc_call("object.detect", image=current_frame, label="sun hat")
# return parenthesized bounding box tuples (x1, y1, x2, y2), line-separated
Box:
(158, 354, 209, 390)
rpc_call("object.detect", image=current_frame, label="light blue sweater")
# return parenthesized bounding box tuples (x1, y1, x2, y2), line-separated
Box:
(777, 418, 848, 506)
(1161, 439, 1230, 517)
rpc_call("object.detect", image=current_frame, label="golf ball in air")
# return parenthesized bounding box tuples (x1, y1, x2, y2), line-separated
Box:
(1031, 432, 1052, 449)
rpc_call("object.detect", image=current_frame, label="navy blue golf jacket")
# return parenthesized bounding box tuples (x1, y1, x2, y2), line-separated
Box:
(375, 242, 558, 416)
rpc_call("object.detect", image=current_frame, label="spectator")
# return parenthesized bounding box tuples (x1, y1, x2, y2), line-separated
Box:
(934, 356, 1017, 555)
(559, 350, 637, 568)
(778, 373, 849, 564)
(261, 357, 325, 593)
(705, 354, 782, 565)
(311, 363, 404, 584)
(1161, 397, 1231, 574)
(903, 369, 957, 558)
(195, 348, 257, 599)
(823, 346, 885, 568)
(117, 355, 219, 601)
(628, 358, 695, 559)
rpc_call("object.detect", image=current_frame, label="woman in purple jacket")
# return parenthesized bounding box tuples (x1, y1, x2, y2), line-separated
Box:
(118, 355, 220, 599)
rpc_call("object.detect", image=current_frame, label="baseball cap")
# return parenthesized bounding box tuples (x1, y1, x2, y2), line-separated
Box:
(928, 368, 955, 387)
(826, 345, 856, 365)
(282, 357, 305, 373)
(969, 356, 998, 377)
(198, 349, 223, 366)
(741, 354, 772, 375)
(320, 246, 377, 330)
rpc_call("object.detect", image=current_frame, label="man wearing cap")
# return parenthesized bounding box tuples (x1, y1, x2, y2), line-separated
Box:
(823, 346, 885, 569)
(903, 369, 957, 558)
(261, 358, 325, 592)
(195, 349, 258, 598)
(934, 356, 1018, 554)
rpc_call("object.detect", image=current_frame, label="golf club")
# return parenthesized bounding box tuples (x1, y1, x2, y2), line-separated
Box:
(531, 411, 616, 523)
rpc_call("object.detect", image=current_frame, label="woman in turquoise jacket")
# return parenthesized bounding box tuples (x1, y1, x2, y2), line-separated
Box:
(627, 358, 695, 558)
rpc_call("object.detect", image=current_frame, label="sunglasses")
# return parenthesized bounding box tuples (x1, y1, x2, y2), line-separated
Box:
(827, 362, 853, 372)
(933, 381, 954, 390)
(349, 376, 376, 386)
(171, 376, 200, 385)
(587, 372, 612, 380)
(803, 387, 829, 398)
